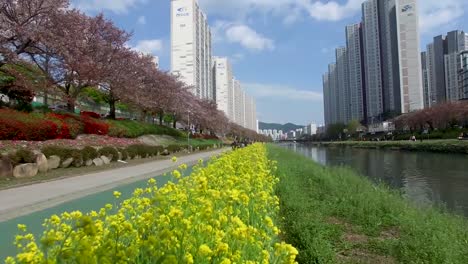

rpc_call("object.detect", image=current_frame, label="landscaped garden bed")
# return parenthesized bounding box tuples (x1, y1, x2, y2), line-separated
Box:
(0, 109, 186, 141)
(0, 140, 223, 180)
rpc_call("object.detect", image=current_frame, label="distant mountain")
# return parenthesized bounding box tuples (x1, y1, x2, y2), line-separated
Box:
(259, 122, 304, 132)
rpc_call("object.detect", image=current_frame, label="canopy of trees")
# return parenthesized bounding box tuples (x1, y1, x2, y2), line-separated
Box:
(393, 101, 468, 131)
(0, 0, 267, 141)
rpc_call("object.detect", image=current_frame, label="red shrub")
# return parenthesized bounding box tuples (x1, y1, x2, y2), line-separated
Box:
(82, 116, 109, 135)
(0, 110, 61, 141)
(81, 111, 101, 119)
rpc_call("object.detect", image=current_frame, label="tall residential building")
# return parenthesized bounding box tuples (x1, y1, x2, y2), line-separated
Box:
(213, 57, 234, 120)
(425, 43, 436, 106)
(394, 0, 424, 113)
(362, 0, 384, 123)
(346, 23, 366, 122)
(322, 73, 331, 126)
(335, 47, 350, 123)
(379, 0, 400, 114)
(421, 52, 430, 108)
(171, 0, 213, 100)
(233, 79, 244, 126)
(361, 0, 422, 122)
(328, 63, 338, 124)
(444, 31, 468, 101)
(426, 30, 468, 104)
(461, 51, 468, 99)
(243, 95, 257, 131)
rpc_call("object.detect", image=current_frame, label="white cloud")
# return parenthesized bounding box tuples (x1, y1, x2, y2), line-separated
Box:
(199, 0, 362, 22)
(225, 25, 275, 51)
(419, 0, 466, 34)
(74, 0, 147, 13)
(132, 39, 163, 55)
(213, 22, 274, 51)
(137, 16, 146, 25)
(201, 0, 466, 29)
(244, 83, 323, 102)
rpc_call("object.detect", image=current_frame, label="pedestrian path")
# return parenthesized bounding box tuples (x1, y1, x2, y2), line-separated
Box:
(0, 148, 227, 222)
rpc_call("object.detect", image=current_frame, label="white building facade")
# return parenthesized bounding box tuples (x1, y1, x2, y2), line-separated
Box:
(171, 0, 213, 100)
(395, 0, 424, 113)
(213, 57, 234, 120)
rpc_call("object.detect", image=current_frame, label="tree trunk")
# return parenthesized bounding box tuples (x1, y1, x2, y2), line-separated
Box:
(43, 92, 48, 107)
(67, 100, 75, 113)
(173, 119, 177, 129)
(109, 99, 116, 120)
(159, 113, 163, 126)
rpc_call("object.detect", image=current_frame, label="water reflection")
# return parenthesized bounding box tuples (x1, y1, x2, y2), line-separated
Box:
(282, 143, 468, 216)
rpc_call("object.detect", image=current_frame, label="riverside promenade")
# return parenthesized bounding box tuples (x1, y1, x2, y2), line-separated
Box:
(0, 148, 227, 222)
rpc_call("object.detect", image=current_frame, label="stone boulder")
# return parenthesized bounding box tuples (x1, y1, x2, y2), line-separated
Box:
(35, 153, 48, 173)
(161, 149, 170, 156)
(117, 152, 122, 161)
(48, 156, 61, 170)
(61, 158, 74, 168)
(93, 158, 104, 167)
(100, 156, 111, 165)
(0, 157, 13, 179)
(13, 163, 38, 178)
(73, 159, 83, 168)
(85, 159, 93, 166)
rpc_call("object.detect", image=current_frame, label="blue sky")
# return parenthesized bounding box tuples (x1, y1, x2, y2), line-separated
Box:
(73, 0, 468, 125)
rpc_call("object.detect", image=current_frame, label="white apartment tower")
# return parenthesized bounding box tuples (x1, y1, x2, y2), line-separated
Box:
(233, 79, 244, 126)
(171, 0, 213, 100)
(213, 57, 234, 120)
(395, 0, 424, 113)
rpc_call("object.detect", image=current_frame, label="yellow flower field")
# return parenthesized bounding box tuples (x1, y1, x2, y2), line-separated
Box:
(6, 144, 298, 264)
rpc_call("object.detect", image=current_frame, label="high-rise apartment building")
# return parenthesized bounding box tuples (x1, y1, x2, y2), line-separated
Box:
(461, 51, 468, 99)
(213, 57, 233, 120)
(394, 0, 424, 113)
(328, 63, 338, 125)
(425, 43, 436, 106)
(335, 47, 350, 124)
(346, 23, 366, 122)
(379, 0, 400, 114)
(171, 0, 213, 100)
(361, 0, 422, 122)
(362, 0, 384, 123)
(425, 30, 468, 103)
(421, 52, 430, 108)
(323, 0, 423, 126)
(233, 79, 244, 126)
(322, 73, 331, 126)
(243, 95, 257, 131)
(444, 31, 468, 101)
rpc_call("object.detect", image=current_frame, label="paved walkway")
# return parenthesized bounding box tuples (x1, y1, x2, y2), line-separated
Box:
(0, 148, 227, 222)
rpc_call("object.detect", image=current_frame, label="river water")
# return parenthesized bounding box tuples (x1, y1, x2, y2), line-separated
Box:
(283, 143, 468, 216)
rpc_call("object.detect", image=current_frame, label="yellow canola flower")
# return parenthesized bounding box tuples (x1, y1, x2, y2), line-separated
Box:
(198, 244, 213, 256)
(172, 156, 178, 162)
(17, 224, 27, 232)
(113, 191, 122, 199)
(6, 144, 298, 264)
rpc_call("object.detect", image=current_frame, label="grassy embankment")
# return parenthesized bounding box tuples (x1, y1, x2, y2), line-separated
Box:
(324, 139, 468, 154)
(268, 145, 468, 263)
